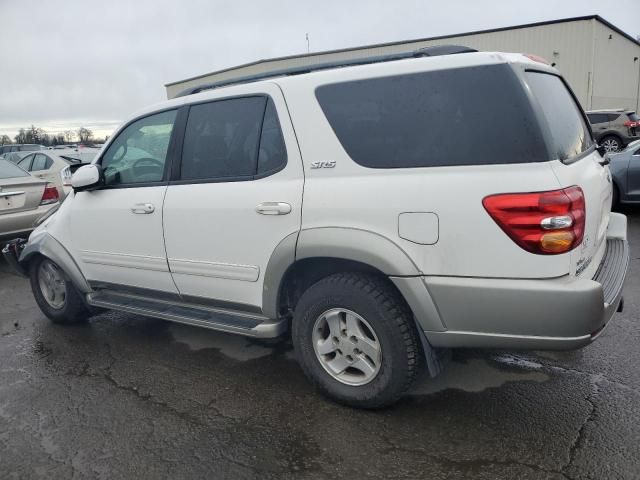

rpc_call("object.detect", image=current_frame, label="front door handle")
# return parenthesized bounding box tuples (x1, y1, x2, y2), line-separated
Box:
(131, 203, 155, 214)
(256, 202, 292, 215)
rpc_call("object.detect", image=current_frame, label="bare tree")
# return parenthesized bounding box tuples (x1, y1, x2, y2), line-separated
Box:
(64, 130, 75, 144)
(0, 134, 11, 145)
(77, 127, 93, 143)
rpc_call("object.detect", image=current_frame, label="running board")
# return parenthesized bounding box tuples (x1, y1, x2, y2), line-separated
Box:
(86, 290, 287, 338)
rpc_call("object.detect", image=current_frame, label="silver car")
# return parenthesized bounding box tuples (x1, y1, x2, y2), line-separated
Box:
(0, 159, 60, 241)
(609, 140, 640, 205)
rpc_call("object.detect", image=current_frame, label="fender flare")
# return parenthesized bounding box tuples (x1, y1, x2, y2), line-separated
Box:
(19, 231, 91, 294)
(261, 228, 444, 332)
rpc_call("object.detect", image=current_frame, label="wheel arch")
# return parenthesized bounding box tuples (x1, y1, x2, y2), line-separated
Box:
(262, 227, 421, 318)
(20, 231, 91, 294)
(262, 227, 445, 333)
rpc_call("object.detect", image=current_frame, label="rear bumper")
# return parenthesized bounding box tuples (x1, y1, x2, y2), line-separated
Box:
(399, 215, 629, 351)
(0, 204, 57, 242)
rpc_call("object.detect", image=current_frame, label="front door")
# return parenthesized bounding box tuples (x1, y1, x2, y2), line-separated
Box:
(162, 87, 303, 311)
(69, 109, 179, 293)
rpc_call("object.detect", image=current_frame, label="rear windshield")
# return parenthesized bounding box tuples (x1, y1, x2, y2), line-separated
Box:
(315, 64, 549, 168)
(0, 159, 29, 179)
(627, 112, 639, 122)
(525, 72, 593, 161)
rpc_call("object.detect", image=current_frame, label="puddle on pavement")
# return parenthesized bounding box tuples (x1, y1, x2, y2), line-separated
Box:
(168, 323, 550, 393)
(168, 324, 274, 361)
(410, 354, 549, 395)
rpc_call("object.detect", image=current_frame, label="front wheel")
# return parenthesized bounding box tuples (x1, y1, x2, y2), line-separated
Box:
(30, 256, 89, 325)
(292, 273, 422, 408)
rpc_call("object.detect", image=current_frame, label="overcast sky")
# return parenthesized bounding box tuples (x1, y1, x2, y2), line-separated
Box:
(1, 0, 639, 140)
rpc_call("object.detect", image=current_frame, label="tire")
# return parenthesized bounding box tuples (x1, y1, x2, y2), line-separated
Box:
(29, 256, 90, 325)
(601, 135, 622, 153)
(292, 272, 422, 408)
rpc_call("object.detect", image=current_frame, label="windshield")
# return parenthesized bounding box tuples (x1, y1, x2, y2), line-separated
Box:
(0, 159, 29, 179)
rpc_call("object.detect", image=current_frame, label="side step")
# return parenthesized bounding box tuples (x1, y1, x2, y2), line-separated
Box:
(86, 290, 287, 338)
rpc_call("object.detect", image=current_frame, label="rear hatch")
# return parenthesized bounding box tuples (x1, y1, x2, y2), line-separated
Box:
(523, 70, 611, 279)
(0, 160, 46, 216)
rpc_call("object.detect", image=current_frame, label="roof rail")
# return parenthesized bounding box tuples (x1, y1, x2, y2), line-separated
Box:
(175, 45, 477, 98)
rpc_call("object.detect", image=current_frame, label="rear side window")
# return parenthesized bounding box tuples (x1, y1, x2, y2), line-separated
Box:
(181, 97, 266, 180)
(31, 153, 52, 171)
(316, 65, 548, 168)
(608, 113, 622, 122)
(525, 72, 593, 161)
(587, 113, 608, 124)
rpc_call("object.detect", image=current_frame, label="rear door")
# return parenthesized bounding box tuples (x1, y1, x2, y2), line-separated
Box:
(162, 86, 303, 311)
(525, 71, 611, 278)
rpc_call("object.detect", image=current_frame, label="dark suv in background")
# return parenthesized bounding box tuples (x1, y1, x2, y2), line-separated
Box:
(586, 109, 639, 153)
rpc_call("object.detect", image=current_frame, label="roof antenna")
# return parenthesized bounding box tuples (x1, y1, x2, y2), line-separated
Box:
(306, 33, 310, 53)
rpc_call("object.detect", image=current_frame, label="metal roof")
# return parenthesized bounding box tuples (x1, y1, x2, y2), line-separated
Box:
(165, 15, 640, 88)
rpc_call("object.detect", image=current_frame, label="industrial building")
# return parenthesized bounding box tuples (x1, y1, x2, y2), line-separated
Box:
(166, 15, 640, 112)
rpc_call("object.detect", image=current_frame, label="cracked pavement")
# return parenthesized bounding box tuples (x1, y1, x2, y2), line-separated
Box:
(0, 209, 638, 479)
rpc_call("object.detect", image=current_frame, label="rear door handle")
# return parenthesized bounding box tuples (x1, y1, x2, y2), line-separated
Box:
(131, 203, 155, 214)
(256, 202, 292, 215)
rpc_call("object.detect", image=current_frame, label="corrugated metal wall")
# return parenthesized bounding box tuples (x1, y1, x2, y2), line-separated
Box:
(166, 18, 640, 113)
(592, 21, 640, 110)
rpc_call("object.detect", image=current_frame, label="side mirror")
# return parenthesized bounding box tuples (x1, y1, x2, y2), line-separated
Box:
(71, 164, 103, 192)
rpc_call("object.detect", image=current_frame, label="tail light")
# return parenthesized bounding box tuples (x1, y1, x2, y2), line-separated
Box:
(623, 120, 637, 128)
(483, 186, 585, 255)
(40, 183, 59, 205)
(60, 166, 72, 186)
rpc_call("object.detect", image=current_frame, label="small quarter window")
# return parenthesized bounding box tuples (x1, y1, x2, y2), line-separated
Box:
(257, 99, 287, 175)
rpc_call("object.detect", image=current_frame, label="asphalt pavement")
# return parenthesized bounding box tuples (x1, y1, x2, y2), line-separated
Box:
(0, 209, 638, 479)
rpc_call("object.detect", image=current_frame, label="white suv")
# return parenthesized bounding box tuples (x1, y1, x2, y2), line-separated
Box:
(3, 46, 629, 408)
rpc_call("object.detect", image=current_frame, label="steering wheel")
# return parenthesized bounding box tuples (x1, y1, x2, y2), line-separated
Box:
(131, 157, 164, 180)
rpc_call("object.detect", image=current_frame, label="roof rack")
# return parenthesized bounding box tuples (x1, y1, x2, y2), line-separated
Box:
(175, 45, 477, 98)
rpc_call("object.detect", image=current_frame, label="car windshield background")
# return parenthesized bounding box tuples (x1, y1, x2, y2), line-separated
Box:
(101, 110, 177, 186)
(0, 159, 29, 179)
(315, 64, 548, 169)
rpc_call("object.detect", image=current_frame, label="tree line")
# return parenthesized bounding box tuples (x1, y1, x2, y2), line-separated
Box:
(0, 125, 109, 146)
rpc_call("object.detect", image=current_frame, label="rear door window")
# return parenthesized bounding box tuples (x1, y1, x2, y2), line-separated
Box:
(31, 153, 52, 171)
(180, 96, 266, 180)
(316, 64, 548, 168)
(525, 72, 593, 161)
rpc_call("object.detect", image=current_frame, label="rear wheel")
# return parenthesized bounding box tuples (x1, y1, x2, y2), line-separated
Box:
(292, 272, 422, 408)
(601, 135, 622, 153)
(30, 256, 89, 324)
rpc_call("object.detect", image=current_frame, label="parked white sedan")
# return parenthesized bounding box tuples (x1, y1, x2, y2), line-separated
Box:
(15, 148, 99, 199)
